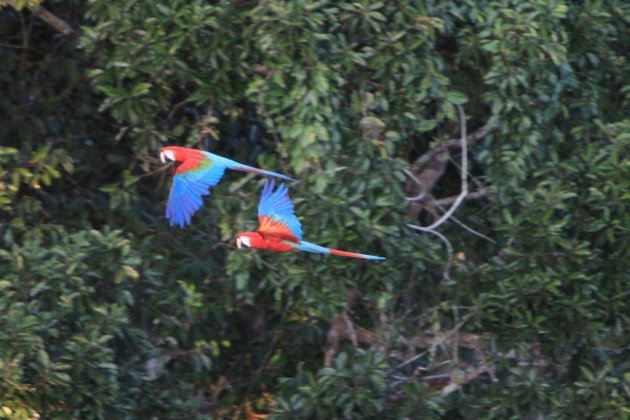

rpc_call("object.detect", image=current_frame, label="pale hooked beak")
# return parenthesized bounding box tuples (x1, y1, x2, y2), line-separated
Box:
(236, 236, 250, 249)
(160, 150, 175, 163)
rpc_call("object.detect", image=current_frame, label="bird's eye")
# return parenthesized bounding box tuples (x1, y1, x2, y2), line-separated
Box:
(240, 236, 251, 248)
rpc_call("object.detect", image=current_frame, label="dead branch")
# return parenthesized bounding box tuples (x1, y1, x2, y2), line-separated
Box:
(323, 312, 497, 397)
(420, 106, 469, 230)
(432, 187, 489, 207)
(405, 331, 496, 382)
(32, 6, 74, 35)
(449, 215, 497, 244)
(408, 116, 499, 176)
(406, 106, 468, 278)
(404, 153, 449, 204)
(424, 188, 496, 244)
(408, 226, 453, 280)
(405, 115, 498, 221)
(439, 365, 488, 396)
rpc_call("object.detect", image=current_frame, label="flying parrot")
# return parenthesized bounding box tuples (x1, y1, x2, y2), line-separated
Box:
(160, 146, 295, 228)
(236, 180, 385, 260)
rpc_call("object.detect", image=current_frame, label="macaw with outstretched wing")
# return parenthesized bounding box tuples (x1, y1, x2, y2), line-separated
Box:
(236, 180, 385, 260)
(160, 146, 294, 228)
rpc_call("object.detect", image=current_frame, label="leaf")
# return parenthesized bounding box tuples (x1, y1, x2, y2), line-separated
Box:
(29, 282, 48, 297)
(418, 119, 437, 132)
(122, 265, 139, 280)
(97, 363, 118, 370)
(131, 82, 152, 96)
(37, 349, 50, 369)
(446, 91, 468, 105)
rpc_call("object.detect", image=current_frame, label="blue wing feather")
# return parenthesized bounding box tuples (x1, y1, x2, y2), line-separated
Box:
(166, 163, 226, 228)
(257, 180, 303, 239)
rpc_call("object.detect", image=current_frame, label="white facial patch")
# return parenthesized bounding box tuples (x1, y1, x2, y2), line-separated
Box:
(160, 150, 175, 163)
(238, 236, 251, 248)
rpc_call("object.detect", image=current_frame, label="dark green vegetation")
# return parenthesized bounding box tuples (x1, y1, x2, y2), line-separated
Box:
(1, 0, 629, 418)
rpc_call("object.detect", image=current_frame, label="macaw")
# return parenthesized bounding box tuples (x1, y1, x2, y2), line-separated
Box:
(236, 180, 385, 260)
(160, 146, 295, 228)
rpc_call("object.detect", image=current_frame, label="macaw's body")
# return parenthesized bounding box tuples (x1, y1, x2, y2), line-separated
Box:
(236, 181, 385, 261)
(160, 146, 294, 228)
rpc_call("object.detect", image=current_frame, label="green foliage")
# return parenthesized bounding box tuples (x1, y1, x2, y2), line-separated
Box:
(1, 0, 629, 417)
(0, 227, 139, 416)
(274, 351, 389, 418)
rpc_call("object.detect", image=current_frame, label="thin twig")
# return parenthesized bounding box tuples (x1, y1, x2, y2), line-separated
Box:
(433, 187, 488, 207)
(403, 169, 427, 201)
(449, 216, 497, 244)
(403, 169, 423, 187)
(139, 165, 172, 178)
(407, 224, 453, 280)
(165, 98, 190, 121)
(393, 314, 473, 370)
(405, 191, 427, 202)
(452, 305, 461, 375)
(394, 347, 433, 370)
(427, 189, 496, 244)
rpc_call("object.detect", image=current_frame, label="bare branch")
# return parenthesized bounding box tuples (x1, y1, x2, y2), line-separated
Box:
(406, 107, 474, 277)
(403, 169, 427, 202)
(423, 188, 496, 244)
(440, 366, 487, 396)
(32, 6, 74, 36)
(407, 224, 453, 280)
(433, 187, 489, 206)
(449, 216, 497, 244)
(407, 106, 469, 232)
(409, 116, 499, 175)
(422, 105, 468, 230)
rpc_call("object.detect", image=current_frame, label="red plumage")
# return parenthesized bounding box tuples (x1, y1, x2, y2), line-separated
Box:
(236, 232, 295, 253)
(160, 146, 208, 173)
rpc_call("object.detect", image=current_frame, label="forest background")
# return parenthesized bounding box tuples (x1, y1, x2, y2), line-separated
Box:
(1, 0, 629, 418)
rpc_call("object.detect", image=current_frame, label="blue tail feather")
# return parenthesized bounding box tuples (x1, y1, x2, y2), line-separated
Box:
(294, 240, 331, 255)
(294, 240, 385, 261)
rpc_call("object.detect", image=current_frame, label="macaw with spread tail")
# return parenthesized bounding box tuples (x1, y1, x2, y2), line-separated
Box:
(236, 180, 385, 261)
(160, 146, 295, 228)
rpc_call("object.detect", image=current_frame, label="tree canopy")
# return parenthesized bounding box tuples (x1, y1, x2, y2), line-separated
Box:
(1, 0, 629, 418)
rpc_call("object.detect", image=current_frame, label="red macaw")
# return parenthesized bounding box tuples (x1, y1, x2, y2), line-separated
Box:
(236, 180, 385, 260)
(160, 146, 294, 228)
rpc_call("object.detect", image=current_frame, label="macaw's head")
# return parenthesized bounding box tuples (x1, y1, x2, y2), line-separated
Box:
(236, 232, 264, 249)
(160, 146, 189, 164)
